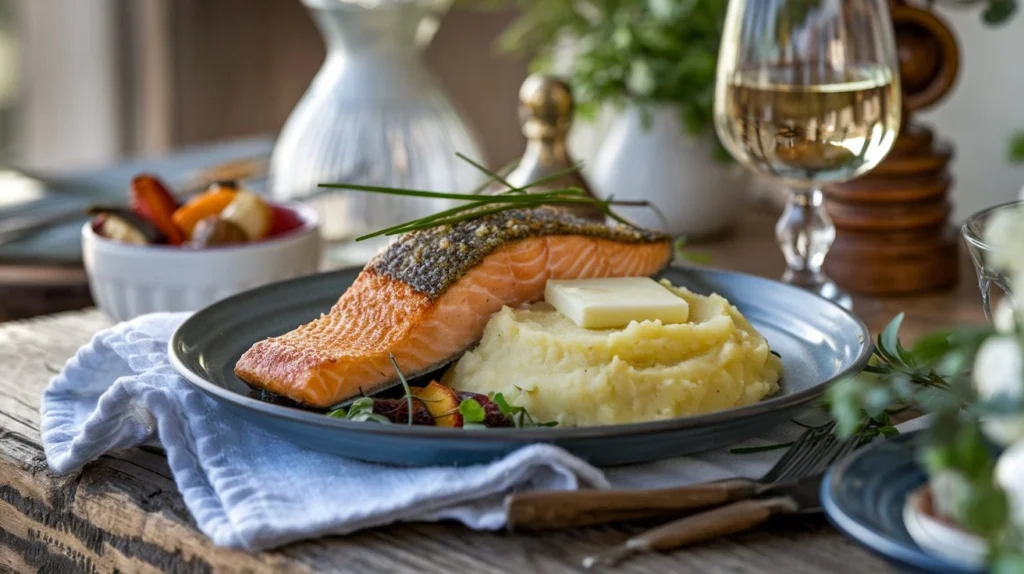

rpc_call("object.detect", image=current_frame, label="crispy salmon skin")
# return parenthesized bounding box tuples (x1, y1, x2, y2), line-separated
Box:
(234, 208, 672, 407)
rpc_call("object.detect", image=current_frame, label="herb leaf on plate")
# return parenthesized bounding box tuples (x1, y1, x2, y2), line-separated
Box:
(491, 392, 558, 428)
(458, 398, 487, 424)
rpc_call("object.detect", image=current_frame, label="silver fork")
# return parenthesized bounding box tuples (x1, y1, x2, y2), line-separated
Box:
(505, 420, 858, 531)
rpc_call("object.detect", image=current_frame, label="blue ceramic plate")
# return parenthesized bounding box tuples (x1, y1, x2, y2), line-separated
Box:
(169, 265, 871, 466)
(822, 432, 984, 574)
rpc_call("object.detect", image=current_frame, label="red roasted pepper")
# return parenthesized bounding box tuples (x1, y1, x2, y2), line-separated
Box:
(130, 175, 184, 245)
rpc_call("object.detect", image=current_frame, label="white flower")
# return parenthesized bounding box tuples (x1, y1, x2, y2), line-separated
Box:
(973, 335, 1024, 446)
(984, 206, 1024, 275)
(997, 440, 1024, 533)
(993, 298, 1018, 334)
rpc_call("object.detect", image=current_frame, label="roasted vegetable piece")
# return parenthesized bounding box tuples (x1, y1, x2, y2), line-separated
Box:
(372, 398, 435, 425)
(88, 206, 166, 245)
(189, 216, 248, 247)
(410, 381, 463, 427)
(456, 392, 513, 428)
(220, 190, 272, 240)
(130, 175, 184, 245)
(267, 204, 304, 237)
(172, 183, 238, 237)
(91, 213, 108, 236)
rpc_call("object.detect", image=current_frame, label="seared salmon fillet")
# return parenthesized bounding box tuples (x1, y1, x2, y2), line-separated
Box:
(235, 208, 672, 407)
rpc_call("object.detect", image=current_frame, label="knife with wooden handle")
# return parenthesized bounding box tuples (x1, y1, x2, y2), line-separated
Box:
(581, 473, 823, 569)
(505, 478, 760, 530)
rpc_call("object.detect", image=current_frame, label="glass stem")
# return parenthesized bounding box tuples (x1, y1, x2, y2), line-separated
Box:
(775, 187, 836, 289)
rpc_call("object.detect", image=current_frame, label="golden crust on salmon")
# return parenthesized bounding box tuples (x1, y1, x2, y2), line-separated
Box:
(234, 208, 672, 408)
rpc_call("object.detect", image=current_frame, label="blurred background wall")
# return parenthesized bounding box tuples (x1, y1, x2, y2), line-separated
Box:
(1, 0, 1022, 220)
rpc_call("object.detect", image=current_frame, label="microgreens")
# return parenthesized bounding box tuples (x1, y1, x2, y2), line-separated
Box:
(491, 392, 558, 428)
(458, 398, 487, 424)
(327, 397, 390, 424)
(389, 353, 416, 426)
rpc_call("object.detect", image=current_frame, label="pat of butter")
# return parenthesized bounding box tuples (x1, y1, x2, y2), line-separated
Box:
(544, 277, 689, 329)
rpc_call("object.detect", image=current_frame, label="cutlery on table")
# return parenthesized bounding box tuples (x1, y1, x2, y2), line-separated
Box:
(506, 421, 847, 530)
(581, 471, 830, 569)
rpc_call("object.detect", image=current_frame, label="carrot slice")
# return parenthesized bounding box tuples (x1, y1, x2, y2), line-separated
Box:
(172, 188, 238, 238)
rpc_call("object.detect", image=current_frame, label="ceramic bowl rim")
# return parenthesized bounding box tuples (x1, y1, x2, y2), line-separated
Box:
(168, 265, 873, 441)
(82, 200, 320, 256)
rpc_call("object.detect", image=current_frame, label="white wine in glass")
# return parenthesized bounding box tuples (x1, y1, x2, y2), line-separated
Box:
(714, 0, 902, 308)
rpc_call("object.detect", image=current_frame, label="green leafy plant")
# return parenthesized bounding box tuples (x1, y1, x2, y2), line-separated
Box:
(984, 0, 1018, 24)
(1010, 132, 1024, 164)
(495, 0, 727, 137)
(828, 314, 983, 437)
(828, 314, 1024, 567)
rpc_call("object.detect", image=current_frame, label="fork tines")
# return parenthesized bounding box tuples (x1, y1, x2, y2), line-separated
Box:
(761, 421, 858, 483)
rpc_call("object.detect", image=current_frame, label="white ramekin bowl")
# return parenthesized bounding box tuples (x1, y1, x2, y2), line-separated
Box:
(82, 201, 322, 322)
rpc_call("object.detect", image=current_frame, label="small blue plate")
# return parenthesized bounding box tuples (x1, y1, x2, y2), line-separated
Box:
(822, 432, 984, 574)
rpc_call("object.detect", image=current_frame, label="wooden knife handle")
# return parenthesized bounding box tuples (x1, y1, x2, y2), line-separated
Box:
(634, 496, 798, 552)
(505, 478, 757, 531)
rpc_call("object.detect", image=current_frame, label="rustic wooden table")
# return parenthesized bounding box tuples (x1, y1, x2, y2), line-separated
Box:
(0, 211, 986, 573)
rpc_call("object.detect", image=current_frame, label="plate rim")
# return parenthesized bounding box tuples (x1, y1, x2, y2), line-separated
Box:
(168, 264, 873, 441)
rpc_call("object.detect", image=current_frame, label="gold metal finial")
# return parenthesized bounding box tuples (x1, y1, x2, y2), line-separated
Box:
(500, 73, 604, 221)
(518, 74, 574, 140)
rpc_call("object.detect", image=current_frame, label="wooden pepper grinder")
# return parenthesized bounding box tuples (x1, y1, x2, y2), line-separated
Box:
(497, 74, 605, 221)
(822, 0, 960, 294)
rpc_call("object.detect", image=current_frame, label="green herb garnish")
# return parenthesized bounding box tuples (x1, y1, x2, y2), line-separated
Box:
(730, 442, 794, 455)
(673, 237, 712, 265)
(491, 392, 558, 428)
(829, 314, 990, 440)
(338, 397, 390, 424)
(458, 398, 487, 424)
(318, 154, 655, 242)
(389, 353, 416, 426)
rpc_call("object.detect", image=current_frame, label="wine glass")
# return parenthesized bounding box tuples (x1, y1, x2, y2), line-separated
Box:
(714, 0, 901, 309)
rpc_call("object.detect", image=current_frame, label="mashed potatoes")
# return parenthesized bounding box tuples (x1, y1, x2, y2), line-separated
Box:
(445, 282, 782, 427)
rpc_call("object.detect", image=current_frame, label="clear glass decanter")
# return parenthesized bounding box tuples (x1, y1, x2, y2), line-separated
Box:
(270, 0, 483, 265)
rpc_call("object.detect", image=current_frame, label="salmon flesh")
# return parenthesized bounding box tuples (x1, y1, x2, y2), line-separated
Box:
(234, 208, 673, 408)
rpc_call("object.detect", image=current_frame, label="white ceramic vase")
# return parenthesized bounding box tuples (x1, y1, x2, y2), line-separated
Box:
(591, 105, 748, 238)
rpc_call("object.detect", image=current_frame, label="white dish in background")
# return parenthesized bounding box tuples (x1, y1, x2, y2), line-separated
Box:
(903, 486, 987, 570)
(82, 201, 322, 323)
